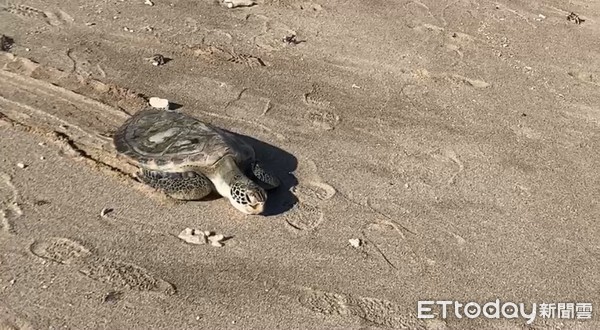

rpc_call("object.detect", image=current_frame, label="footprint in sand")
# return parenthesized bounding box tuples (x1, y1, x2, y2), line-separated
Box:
(284, 203, 324, 231)
(2, 3, 48, 21)
(226, 52, 266, 68)
(414, 68, 490, 89)
(249, 15, 298, 52)
(568, 70, 599, 87)
(193, 42, 266, 68)
(449, 74, 490, 89)
(562, 102, 600, 127)
(292, 180, 336, 204)
(286, 160, 336, 232)
(29, 237, 176, 294)
(2, 3, 73, 26)
(263, 0, 324, 12)
(298, 289, 430, 329)
(412, 147, 464, 186)
(307, 110, 339, 131)
(294, 1, 323, 11)
(0, 302, 34, 330)
(409, 23, 445, 35)
(292, 160, 336, 201)
(303, 85, 341, 130)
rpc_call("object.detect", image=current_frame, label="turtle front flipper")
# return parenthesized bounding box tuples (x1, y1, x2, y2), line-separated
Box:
(138, 169, 214, 200)
(250, 161, 280, 190)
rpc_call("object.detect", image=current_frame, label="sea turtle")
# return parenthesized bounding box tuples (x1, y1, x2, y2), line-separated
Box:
(113, 108, 280, 215)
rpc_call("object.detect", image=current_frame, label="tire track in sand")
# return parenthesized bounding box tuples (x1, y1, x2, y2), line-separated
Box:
(0, 52, 174, 203)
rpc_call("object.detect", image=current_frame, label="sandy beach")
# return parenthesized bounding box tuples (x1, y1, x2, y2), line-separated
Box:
(1, 0, 600, 329)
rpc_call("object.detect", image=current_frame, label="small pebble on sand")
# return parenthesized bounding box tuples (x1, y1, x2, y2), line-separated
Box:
(149, 54, 166, 66)
(349, 238, 362, 248)
(223, 0, 255, 8)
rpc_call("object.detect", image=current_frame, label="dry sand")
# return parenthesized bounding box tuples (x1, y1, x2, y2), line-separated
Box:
(1, 0, 600, 329)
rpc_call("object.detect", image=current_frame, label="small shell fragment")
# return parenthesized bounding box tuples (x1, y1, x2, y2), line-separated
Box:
(144, 0, 154, 5)
(148, 97, 170, 110)
(100, 208, 113, 217)
(208, 234, 225, 247)
(178, 228, 208, 245)
(16, 163, 26, 169)
(223, 0, 255, 8)
(348, 238, 362, 248)
(209, 234, 224, 242)
(178, 228, 225, 247)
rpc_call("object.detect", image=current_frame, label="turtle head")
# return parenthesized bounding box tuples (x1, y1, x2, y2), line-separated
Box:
(229, 175, 267, 215)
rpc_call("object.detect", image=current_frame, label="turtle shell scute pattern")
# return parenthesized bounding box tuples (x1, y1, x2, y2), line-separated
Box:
(113, 108, 254, 170)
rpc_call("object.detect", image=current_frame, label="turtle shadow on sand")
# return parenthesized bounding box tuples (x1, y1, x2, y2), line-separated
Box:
(225, 130, 299, 216)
